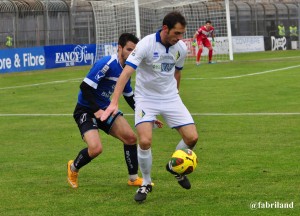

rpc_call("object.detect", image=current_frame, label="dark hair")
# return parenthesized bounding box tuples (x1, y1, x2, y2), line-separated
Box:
(206, 20, 212, 24)
(118, 33, 139, 48)
(162, 11, 186, 29)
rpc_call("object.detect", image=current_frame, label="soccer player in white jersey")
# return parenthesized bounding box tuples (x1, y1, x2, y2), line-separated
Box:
(101, 11, 198, 202)
(67, 33, 163, 189)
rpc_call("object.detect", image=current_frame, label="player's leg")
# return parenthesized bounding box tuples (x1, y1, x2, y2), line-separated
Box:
(109, 115, 142, 186)
(176, 124, 198, 150)
(196, 40, 204, 65)
(162, 96, 198, 189)
(204, 39, 213, 63)
(133, 99, 158, 202)
(68, 106, 102, 188)
(208, 46, 213, 63)
(134, 122, 154, 202)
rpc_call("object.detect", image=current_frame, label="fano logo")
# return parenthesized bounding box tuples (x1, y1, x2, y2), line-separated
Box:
(55, 45, 94, 66)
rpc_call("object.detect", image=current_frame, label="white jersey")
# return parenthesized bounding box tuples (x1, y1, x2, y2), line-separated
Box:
(125, 30, 187, 100)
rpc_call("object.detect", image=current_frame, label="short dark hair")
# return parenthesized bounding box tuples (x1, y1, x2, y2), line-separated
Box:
(206, 20, 212, 24)
(118, 33, 139, 48)
(162, 11, 186, 29)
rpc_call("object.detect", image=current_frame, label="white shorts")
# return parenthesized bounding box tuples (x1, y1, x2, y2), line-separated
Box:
(135, 95, 194, 128)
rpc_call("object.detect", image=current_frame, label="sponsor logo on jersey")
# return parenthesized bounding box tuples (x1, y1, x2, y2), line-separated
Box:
(101, 64, 109, 73)
(152, 63, 175, 72)
(161, 63, 175, 72)
(160, 54, 173, 60)
(153, 52, 159, 58)
(101, 91, 112, 98)
(95, 71, 105, 81)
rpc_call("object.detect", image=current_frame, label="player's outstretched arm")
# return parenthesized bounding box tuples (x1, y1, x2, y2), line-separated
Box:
(101, 65, 135, 121)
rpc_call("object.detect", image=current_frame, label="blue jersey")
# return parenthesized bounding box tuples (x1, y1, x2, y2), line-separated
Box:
(77, 54, 133, 109)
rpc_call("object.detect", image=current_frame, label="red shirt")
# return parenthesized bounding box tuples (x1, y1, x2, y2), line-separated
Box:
(196, 25, 215, 40)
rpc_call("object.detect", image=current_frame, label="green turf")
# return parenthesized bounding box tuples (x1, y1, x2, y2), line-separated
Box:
(0, 50, 299, 215)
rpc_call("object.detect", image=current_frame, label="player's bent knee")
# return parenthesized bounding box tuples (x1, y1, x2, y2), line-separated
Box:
(123, 133, 137, 145)
(138, 138, 152, 150)
(185, 135, 198, 147)
(89, 145, 103, 157)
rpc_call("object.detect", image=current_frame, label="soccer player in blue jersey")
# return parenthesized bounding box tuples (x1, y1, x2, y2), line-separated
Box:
(101, 12, 198, 202)
(67, 33, 161, 188)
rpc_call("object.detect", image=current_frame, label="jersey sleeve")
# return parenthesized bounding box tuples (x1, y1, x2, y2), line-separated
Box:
(197, 27, 202, 35)
(83, 56, 111, 89)
(125, 36, 149, 69)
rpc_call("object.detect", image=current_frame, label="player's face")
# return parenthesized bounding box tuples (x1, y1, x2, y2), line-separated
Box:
(164, 23, 186, 46)
(119, 41, 136, 62)
(205, 22, 212, 29)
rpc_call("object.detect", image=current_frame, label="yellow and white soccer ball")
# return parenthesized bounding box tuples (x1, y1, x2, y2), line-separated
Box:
(170, 149, 198, 175)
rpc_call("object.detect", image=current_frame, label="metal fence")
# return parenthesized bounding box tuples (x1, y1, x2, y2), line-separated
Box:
(231, 1, 300, 37)
(0, 0, 299, 49)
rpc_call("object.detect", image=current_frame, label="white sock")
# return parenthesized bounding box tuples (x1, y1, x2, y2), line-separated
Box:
(176, 139, 192, 150)
(138, 145, 152, 185)
(129, 174, 138, 182)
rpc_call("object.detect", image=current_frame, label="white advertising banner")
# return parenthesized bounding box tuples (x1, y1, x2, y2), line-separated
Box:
(232, 36, 265, 53)
(185, 36, 265, 57)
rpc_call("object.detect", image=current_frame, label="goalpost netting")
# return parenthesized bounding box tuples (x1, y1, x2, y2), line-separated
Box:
(90, 0, 231, 64)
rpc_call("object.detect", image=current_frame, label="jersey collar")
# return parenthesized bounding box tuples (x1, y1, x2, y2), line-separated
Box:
(156, 29, 170, 53)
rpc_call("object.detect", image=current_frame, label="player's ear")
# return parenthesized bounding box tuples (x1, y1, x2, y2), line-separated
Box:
(162, 25, 169, 32)
(117, 44, 122, 52)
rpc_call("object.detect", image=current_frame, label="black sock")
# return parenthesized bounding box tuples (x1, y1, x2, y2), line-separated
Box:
(123, 144, 138, 175)
(73, 148, 93, 170)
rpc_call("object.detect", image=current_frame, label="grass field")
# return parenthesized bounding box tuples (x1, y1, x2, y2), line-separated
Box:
(0, 50, 300, 216)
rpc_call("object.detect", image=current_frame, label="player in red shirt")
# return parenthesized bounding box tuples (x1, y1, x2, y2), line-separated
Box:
(192, 20, 215, 65)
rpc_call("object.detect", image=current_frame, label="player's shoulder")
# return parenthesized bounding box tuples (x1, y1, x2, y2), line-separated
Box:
(174, 40, 187, 56)
(177, 40, 187, 50)
(138, 33, 156, 46)
(95, 54, 117, 66)
(90, 54, 118, 74)
(135, 33, 156, 53)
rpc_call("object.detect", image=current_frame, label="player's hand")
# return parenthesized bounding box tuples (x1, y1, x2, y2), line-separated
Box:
(100, 104, 118, 121)
(153, 119, 164, 129)
(212, 41, 215, 47)
(191, 41, 197, 47)
(94, 109, 104, 119)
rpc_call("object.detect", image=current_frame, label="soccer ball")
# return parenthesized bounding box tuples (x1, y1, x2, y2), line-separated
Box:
(170, 149, 198, 175)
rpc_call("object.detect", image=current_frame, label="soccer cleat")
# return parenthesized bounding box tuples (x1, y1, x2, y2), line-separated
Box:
(128, 177, 143, 186)
(175, 175, 191, 189)
(208, 61, 216, 64)
(134, 184, 152, 203)
(166, 162, 191, 189)
(128, 177, 155, 186)
(196, 62, 200, 66)
(67, 160, 78, 188)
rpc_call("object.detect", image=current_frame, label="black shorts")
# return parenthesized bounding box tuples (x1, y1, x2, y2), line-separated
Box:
(73, 104, 123, 137)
